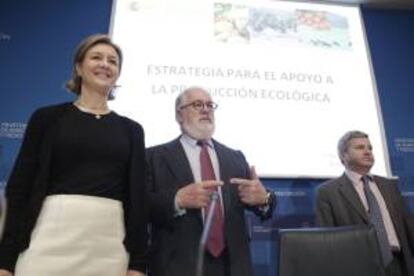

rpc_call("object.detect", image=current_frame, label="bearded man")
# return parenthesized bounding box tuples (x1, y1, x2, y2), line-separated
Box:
(145, 86, 276, 276)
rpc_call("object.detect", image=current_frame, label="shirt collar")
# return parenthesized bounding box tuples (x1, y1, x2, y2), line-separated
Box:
(180, 134, 214, 149)
(345, 169, 373, 185)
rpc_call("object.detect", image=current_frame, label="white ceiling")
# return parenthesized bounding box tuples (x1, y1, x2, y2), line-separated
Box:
(299, 0, 414, 9)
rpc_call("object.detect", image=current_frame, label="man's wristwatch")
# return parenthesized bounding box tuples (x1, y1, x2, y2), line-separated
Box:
(264, 191, 273, 206)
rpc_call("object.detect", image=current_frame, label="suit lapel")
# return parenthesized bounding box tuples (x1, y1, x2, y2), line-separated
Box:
(338, 173, 369, 223)
(164, 138, 195, 188)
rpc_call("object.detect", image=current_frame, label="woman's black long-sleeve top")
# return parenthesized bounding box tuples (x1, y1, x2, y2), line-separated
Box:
(0, 102, 148, 272)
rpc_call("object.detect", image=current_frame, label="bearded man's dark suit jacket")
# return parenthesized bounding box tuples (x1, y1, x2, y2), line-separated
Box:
(315, 173, 414, 275)
(146, 138, 275, 276)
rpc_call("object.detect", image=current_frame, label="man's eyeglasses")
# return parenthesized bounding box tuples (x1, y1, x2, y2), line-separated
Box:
(179, 100, 218, 111)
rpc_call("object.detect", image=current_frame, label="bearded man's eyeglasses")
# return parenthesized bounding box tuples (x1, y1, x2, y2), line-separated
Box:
(179, 100, 218, 111)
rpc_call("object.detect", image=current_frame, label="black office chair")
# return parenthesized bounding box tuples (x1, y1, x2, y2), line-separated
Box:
(278, 226, 386, 276)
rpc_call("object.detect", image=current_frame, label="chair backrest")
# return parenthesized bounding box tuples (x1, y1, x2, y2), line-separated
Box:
(278, 226, 386, 276)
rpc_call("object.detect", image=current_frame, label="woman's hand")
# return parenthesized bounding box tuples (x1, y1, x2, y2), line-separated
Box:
(126, 269, 145, 276)
(0, 269, 12, 276)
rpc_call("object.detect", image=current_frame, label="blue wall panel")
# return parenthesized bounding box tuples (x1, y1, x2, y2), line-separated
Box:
(362, 8, 414, 211)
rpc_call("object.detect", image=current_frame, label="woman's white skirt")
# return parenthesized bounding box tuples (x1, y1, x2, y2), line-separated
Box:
(15, 195, 128, 276)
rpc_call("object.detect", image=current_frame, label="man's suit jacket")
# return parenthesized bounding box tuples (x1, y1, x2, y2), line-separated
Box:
(146, 138, 274, 276)
(315, 173, 414, 275)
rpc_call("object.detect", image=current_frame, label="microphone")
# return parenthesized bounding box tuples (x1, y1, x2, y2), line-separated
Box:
(196, 191, 220, 276)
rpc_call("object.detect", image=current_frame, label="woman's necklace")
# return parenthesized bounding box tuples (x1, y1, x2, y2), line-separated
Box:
(73, 101, 110, 119)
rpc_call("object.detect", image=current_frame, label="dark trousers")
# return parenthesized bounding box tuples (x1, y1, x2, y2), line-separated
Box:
(386, 251, 408, 276)
(204, 250, 231, 276)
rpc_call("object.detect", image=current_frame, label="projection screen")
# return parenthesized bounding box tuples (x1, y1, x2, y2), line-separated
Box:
(110, 0, 391, 178)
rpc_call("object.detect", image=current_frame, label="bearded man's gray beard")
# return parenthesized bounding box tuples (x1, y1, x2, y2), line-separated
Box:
(181, 121, 215, 140)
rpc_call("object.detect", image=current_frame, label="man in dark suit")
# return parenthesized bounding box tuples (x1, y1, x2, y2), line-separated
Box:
(146, 86, 275, 276)
(315, 130, 414, 276)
